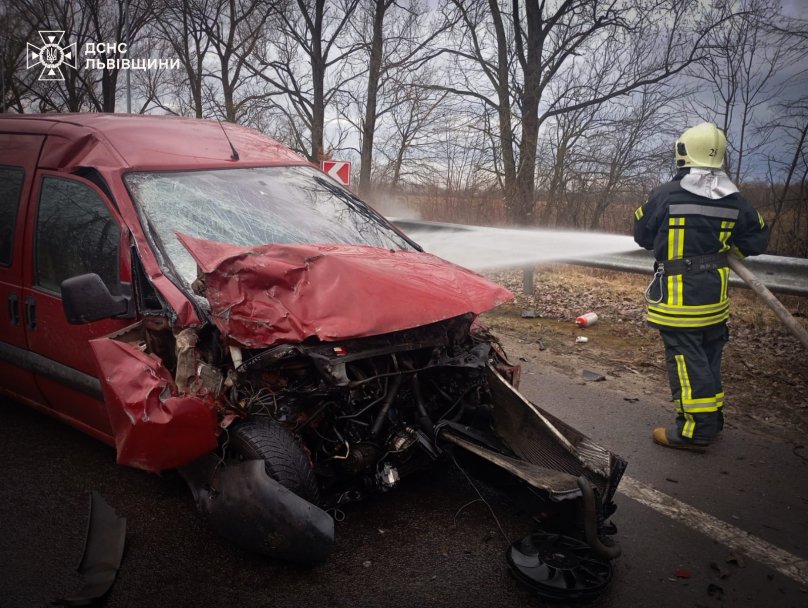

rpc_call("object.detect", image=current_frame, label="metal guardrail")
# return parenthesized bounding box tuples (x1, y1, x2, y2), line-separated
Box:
(392, 219, 808, 297)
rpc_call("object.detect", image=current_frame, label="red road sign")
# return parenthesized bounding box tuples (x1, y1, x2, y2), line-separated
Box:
(321, 160, 351, 187)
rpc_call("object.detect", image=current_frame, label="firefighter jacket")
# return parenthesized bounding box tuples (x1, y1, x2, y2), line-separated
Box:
(633, 170, 768, 330)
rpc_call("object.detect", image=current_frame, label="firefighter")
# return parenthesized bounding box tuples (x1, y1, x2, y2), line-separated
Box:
(633, 122, 768, 451)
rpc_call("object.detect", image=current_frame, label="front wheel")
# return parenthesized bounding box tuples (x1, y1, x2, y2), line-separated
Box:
(226, 416, 321, 505)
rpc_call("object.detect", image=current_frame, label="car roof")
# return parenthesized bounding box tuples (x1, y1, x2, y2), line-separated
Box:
(0, 113, 311, 171)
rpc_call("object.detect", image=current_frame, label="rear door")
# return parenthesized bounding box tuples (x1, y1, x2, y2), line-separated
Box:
(0, 134, 47, 405)
(21, 171, 133, 438)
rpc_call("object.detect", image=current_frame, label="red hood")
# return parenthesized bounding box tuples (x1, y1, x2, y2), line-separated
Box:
(177, 234, 513, 348)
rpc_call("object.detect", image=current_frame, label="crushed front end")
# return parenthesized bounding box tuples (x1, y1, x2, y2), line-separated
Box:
(90, 238, 625, 575)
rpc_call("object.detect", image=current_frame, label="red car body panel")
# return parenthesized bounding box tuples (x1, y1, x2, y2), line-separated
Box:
(7, 114, 315, 330)
(90, 336, 220, 472)
(177, 233, 514, 348)
(0, 114, 512, 470)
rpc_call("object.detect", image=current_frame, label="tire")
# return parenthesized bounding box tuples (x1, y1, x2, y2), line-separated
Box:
(227, 417, 321, 505)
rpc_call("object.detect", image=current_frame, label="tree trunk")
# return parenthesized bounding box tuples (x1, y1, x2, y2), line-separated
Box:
(509, 0, 542, 225)
(358, 0, 387, 197)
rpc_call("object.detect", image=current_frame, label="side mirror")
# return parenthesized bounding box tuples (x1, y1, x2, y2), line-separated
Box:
(61, 274, 132, 324)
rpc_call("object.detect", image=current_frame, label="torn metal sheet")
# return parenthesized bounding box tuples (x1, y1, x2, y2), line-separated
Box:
(177, 233, 513, 348)
(182, 456, 335, 563)
(53, 492, 126, 607)
(440, 431, 582, 500)
(487, 365, 624, 490)
(90, 336, 219, 472)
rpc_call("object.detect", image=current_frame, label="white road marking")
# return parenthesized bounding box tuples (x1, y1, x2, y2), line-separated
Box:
(618, 475, 808, 586)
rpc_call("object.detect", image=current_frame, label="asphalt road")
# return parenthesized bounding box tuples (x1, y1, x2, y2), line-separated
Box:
(1, 342, 806, 608)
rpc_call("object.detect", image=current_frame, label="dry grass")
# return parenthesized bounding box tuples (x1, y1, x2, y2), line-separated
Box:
(480, 265, 808, 440)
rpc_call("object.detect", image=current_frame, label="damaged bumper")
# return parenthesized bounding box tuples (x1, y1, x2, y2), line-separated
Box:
(181, 456, 335, 562)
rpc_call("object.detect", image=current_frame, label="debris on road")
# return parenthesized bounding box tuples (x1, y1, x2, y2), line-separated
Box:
(707, 583, 725, 599)
(575, 336, 589, 344)
(582, 369, 606, 382)
(674, 568, 692, 579)
(710, 562, 731, 579)
(522, 309, 542, 319)
(53, 492, 126, 607)
(727, 552, 747, 568)
(576, 312, 599, 328)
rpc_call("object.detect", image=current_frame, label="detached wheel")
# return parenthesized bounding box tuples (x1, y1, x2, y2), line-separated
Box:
(226, 417, 321, 505)
(507, 531, 613, 601)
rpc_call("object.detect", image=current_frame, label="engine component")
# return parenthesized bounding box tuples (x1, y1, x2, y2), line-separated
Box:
(388, 427, 418, 455)
(507, 531, 613, 601)
(379, 463, 400, 488)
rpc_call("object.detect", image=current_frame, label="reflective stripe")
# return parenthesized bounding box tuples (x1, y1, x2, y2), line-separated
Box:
(758, 211, 765, 229)
(675, 355, 696, 438)
(721, 266, 729, 300)
(719, 220, 735, 252)
(716, 391, 724, 409)
(649, 300, 729, 315)
(668, 216, 685, 260)
(683, 405, 720, 413)
(669, 204, 739, 220)
(683, 396, 719, 405)
(675, 355, 692, 401)
(667, 217, 685, 306)
(667, 274, 678, 306)
(681, 395, 719, 413)
(682, 413, 696, 438)
(635, 207, 644, 220)
(647, 309, 729, 328)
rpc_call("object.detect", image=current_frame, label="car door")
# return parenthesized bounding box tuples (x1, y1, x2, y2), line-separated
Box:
(0, 134, 47, 406)
(21, 171, 133, 438)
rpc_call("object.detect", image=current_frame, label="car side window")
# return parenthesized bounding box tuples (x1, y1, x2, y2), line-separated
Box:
(0, 166, 25, 266)
(36, 177, 121, 295)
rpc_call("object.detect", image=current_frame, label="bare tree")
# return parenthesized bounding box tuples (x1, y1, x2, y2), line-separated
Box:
(435, 0, 732, 225)
(762, 98, 808, 256)
(687, 0, 808, 183)
(149, 0, 211, 117)
(201, 0, 277, 122)
(247, 0, 362, 161)
(343, 0, 449, 196)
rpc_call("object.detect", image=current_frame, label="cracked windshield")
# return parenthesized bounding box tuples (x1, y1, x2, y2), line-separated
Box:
(125, 165, 412, 284)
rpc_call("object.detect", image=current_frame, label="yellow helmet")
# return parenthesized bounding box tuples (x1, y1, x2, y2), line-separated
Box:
(674, 122, 726, 169)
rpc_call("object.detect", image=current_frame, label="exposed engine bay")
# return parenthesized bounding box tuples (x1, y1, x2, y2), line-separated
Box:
(227, 315, 518, 505)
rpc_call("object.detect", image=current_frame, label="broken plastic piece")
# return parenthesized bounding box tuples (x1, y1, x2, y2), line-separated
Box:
(582, 369, 606, 382)
(53, 492, 126, 607)
(182, 457, 334, 563)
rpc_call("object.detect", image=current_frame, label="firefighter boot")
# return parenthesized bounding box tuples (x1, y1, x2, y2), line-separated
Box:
(652, 427, 710, 452)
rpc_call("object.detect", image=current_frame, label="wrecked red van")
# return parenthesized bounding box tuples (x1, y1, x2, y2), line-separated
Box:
(0, 114, 624, 588)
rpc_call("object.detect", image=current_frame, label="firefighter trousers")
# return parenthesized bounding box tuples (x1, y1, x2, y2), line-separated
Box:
(659, 323, 728, 443)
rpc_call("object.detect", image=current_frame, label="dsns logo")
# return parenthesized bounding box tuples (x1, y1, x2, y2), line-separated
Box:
(27, 31, 77, 81)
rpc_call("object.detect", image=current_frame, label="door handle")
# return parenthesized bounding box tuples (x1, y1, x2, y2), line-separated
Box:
(24, 296, 36, 330)
(7, 293, 19, 326)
